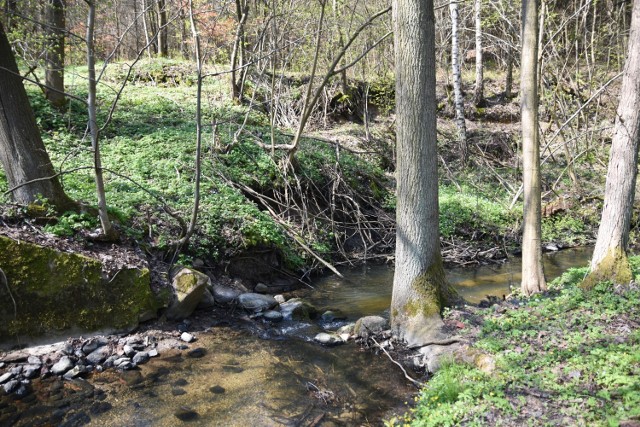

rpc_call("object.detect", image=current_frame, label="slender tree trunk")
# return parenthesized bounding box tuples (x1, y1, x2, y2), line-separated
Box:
(520, 0, 547, 295)
(44, 0, 66, 110)
(450, 0, 468, 164)
(391, 0, 459, 348)
(141, 0, 153, 58)
(583, 0, 640, 288)
(157, 0, 168, 57)
(0, 23, 75, 211)
(474, 0, 485, 107)
(230, 0, 248, 102)
(505, 46, 514, 98)
(86, 2, 117, 239)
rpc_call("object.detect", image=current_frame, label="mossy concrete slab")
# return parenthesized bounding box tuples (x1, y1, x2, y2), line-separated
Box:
(0, 236, 163, 347)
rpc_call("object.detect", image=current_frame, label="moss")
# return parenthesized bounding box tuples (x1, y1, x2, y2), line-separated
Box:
(581, 247, 632, 290)
(0, 236, 161, 343)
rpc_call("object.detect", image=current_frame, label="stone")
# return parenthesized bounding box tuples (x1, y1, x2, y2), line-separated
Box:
(82, 337, 108, 355)
(22, 365, 41, 379)
(63, 365, 86, 379)
(26, 356, 41, 366)
(0, 372, 14, 384)
(314, 332, 345, 346)
(51, 356, 74, 375)
(238, 293, 278, 312)
(209, 385, 225, 394)
(262, 310, 283, 322)
(279, 299, 318, 320)
(172, 388, 187, 396)
(197, 289, 216, 310)
(418, 343, 462, 373)
(148, 349, 159, 358)
(86, 346, 112, 366)
(62, 343, 75, 356)
(174, 407, 199, 421)
(187, 348, 206, 358)
(2, 380, 19, 394)
(321, 310, 347, 323)
(0, 236, 161, 345)
(123, 345, 136, 357)
(180, 332, 195, 343)
(337, 323, 355, 336)
(165, 268, 211, 320)
(274, 294, 285, 304)
(353, 316, 388, 339)
(113, 357, 131, 368)
(254, 283, 269, 293)
(132, 352, 150, 365)
(211, 285, 241, 304)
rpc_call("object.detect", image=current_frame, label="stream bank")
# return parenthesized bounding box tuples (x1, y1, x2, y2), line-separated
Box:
(0, 247, 595, 426)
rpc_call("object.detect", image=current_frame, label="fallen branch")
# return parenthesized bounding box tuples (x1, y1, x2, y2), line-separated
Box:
(371, 337, 423, 388)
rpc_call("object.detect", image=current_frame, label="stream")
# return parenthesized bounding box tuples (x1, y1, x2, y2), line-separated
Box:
(4, 248, 592, 426)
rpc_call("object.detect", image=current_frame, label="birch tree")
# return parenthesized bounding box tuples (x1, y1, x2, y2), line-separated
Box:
(474, 0, 485, 107)
(450, 0, 468, 164)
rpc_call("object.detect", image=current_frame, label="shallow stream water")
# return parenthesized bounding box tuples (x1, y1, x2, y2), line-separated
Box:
(5, 248, 593, 426)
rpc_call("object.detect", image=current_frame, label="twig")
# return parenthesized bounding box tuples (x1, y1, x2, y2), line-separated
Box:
(371, 337, 423, 388)
(0, 267, 17, 322)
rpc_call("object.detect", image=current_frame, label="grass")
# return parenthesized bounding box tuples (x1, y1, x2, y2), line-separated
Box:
(391, 258, 640, 426)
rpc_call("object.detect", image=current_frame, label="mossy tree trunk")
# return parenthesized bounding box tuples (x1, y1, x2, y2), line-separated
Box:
(391, 0, 459, 348)
(520, 0, 547, 296)
(583, 0, 640, 289)
(0, 23, 75, 212)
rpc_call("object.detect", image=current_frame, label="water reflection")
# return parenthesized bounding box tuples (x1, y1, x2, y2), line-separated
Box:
(308, 247, 593, 314)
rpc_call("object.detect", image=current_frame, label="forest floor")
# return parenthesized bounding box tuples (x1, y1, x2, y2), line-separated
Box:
(391, 264, 640, 427)
(1, 60, 638, 425)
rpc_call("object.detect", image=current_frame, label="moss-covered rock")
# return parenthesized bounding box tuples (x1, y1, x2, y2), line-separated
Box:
(0, 236, 163, 346)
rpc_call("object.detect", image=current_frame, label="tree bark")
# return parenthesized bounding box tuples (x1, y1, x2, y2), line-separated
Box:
(474, 0, 485, 107)
(450, 0, 468, 164)
(86, 2, 117, 239)
(520, 0, 547, 295)
(0, 22, 75, 211)
(391, 0, 459, 348)
(44, 0, 66, 110)
(156, 0, 168, 57)
(505, 46, 514, 98)
(230, 0, 249, 102)
(584, 0, 640, 288)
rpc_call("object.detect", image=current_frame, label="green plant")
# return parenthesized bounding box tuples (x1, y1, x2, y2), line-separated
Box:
(44, 211, 98, 237)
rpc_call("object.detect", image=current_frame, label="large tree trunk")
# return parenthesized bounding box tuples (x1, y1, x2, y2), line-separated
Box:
(583, 0, 640, 289)
(520, 0, 547, 295)
(44, 0, 66, 110)
(450, 0, 468, 164)
(0, 23, 75, 211)
(474, 0, 485, 107)
(391, 0, 459, 348)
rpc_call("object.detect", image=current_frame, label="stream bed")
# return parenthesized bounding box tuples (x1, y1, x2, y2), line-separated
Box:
(2, 248, 592, 426)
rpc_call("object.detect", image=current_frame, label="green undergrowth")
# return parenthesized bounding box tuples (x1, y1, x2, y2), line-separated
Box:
(0, 62, 391, 270)
(394, 257, 640, 426)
